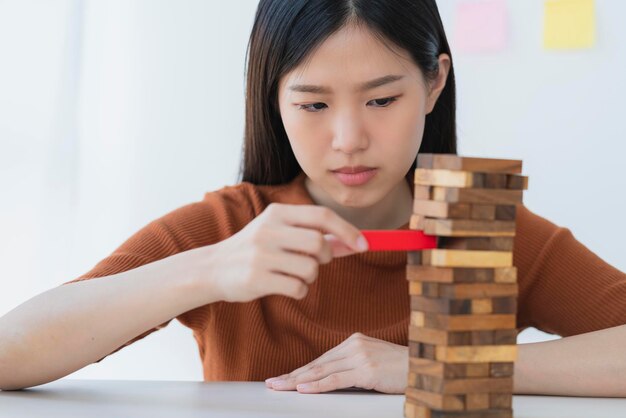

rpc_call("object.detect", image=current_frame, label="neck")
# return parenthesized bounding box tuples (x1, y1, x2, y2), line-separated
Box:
(304, 176, 413, 230)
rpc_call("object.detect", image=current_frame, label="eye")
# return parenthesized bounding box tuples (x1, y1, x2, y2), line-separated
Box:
(368, 96, 398, 107)
(296, 96, 399, 113)
(297, 102, 328, 112)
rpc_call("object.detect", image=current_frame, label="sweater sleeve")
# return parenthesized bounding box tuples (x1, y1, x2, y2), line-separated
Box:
(60, 185, 257, 363)
(514, 204, 626, 337)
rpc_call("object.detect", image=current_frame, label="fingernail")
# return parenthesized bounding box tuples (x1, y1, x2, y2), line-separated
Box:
(357, 236, 368, 252)
(265, 377, 278, 383)
(271, 380, 287, 388)
(297, 383, 312, 391)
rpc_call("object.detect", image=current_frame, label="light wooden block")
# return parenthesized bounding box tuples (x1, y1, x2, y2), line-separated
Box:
(416, 153, 523, 174)
(435, 345, 517, 363)
(413, 199, 471, 219)
(421, 249, 513, 268)
(414, 168, 528, 190)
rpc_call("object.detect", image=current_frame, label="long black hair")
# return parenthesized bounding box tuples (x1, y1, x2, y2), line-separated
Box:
(240, 0, 456, 185)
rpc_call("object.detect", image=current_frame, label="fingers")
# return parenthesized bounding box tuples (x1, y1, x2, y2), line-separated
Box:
(267, 252, 320, 284)
(265, 339, 355, 388)
(269, 357, 353, 391)
(275, 205, 368, 253)
(279, 227, 333, 264)
(296, 370, 361, 393)
(324, 234, 360, 258)
(263, 273, 309, 299)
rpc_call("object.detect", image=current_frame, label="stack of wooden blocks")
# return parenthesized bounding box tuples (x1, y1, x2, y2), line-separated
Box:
(404, 154, 528, 418)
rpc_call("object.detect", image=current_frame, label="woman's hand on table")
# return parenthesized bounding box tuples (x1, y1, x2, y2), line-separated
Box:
(265, 333, 408, 394)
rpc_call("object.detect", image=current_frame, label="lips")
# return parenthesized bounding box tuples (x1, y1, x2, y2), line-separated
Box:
(332, 166, 376, 174)
(331, 166, 378, 186)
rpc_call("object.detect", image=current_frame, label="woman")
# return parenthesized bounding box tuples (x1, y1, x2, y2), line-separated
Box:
(0, 0, 624, 396)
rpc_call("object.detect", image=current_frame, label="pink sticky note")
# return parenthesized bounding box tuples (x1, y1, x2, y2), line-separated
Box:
(453, 0, 508, 53)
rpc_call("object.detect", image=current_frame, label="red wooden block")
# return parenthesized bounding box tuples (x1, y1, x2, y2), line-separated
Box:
(361, 230, 437, 251)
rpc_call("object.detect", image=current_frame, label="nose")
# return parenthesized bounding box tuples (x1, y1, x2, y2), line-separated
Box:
(331, 110, 369, 154)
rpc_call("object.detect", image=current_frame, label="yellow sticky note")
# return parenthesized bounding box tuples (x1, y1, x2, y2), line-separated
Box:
(544, 0, 595, 49)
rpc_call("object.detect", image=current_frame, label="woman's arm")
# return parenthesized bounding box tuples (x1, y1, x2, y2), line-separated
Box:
(0, 251, 215, 391)
(514, 323, 626, 397)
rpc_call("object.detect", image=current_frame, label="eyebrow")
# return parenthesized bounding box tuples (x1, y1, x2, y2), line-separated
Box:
(288, 74, 405, 94)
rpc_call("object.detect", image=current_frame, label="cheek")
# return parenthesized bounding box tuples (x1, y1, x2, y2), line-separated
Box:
(372, 105, 425, 156)
(281, 109, 326, 166)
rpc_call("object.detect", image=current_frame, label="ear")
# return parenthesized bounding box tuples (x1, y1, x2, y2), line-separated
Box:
(425, 54, 451, 115)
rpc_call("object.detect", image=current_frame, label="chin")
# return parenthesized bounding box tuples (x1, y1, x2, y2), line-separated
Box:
(332, 188, 382, 208)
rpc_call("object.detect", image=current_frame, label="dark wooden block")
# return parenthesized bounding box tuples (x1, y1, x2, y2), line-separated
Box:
(408, 373, 513, 394)
(495, 205, 517, 220)
(437, 237, 515, 252)
(423, 219, 516, 237)
(407, 266, 517, 284)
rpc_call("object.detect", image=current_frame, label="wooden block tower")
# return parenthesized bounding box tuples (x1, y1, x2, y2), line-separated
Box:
(404, 154, 528, 418)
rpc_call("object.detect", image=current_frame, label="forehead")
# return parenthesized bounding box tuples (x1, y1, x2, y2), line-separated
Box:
(279, 23, 422, 90)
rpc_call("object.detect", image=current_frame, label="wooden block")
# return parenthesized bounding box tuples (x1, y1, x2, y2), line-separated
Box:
(409, 374, 513, 394)
(409, 282, 518, 299)
(493, 267, 517, 283)
(491, 297, 517, 314)
(437, 283, 518, 299)
(507, 174, 528, 190)
(405, 387, 465, 411)
(471, 298, 493, 314)
(465, 363, 492, 378)
(421, 249, 513, 268)
(409, 357, 490, 378)
(470, 204, 496, 220)
(495, 205, 517, 221)
(410, 297, 513, 316)
(412, 296, 471, 315)
(413, 199, 471, 219)
(404, 401, 432, 418)
(408, 251, 423, 265)
(417, 153, 523, 174)
(415, 169, 528, 190)
(437, 237, 514, 252)
(484, 173, 508, 189)
(409, 281, 423, 296)
(414, 184, 433, 200)
(411, 312, 516, 330)
(432, 187, 523, 205)
(411, 311, 426, 327)
(409, 341, 437, 360)
(490, 362, 515, 378)
(490, 393, 513, 409)
(411, 214, 427, 230)
(494, 329, 518, 344)
(409, 326, 516, 346)
(404, 400, 513, 418)
(423, 219, 516, 237)
(435, 345, 518, 363)
(465, 393, 490, 410)
(407, 266, 517, 284)
(414, 168, 485, 188)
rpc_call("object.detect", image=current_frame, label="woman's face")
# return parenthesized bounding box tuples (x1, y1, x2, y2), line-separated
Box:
(278, 23, 449, 208)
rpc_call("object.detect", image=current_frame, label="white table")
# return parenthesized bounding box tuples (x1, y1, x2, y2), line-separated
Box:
(1, 379, 625, 418)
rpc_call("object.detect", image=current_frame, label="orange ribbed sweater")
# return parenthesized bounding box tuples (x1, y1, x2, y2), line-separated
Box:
(64, 172, 626, 381)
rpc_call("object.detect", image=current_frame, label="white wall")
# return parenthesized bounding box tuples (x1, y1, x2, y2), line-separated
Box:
(0, 0, 623, 380)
